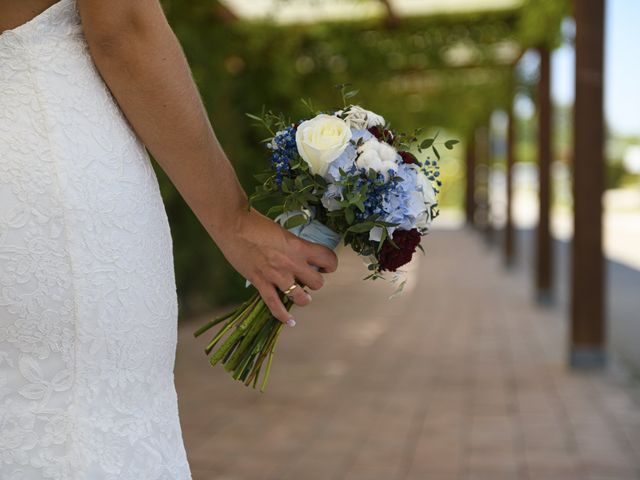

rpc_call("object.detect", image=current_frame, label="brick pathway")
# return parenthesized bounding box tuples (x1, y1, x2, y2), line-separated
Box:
(175, 230, 640, 480)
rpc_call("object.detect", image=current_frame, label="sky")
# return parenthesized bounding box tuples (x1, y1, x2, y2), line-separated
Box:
(552, 0, 640, 137)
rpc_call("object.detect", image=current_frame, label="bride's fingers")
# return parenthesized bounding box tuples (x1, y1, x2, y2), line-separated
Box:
(278, 280, 312, 307)
(255, 282, 296, 326)
(297, 239, 338, 273)
(293, 265, 324, 291)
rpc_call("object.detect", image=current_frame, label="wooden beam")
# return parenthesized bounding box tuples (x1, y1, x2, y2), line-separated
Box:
(379, 0, 400, 29)
(505, 106, 516, 267)
(570, 0, 606, 368)
(211, 1, 238, 23)
(536, 47, 553, 302)
(465, 134, 476, 226)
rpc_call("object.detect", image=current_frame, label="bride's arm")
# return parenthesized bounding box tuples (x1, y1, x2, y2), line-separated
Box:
(76, 0, 337, 324)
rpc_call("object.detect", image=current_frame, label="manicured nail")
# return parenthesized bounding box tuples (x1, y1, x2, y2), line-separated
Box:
(286, 318, 296, 328)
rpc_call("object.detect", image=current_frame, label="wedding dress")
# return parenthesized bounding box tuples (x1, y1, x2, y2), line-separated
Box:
(0, 0, 192, 478)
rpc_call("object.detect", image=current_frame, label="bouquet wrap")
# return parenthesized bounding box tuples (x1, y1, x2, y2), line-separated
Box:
(282, 215, 343, 251)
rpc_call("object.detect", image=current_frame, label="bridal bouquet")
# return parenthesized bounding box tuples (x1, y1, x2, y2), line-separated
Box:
(195, 86, 456, 391)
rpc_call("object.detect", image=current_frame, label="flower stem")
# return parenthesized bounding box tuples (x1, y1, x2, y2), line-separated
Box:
(209, 296, 266, 366)
(224, 303, 270, 372)
(204, 293, 260, 355)
(260, 323, 284, 392)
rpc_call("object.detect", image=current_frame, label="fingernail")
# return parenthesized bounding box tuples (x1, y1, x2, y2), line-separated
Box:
(306, 293, 312, 302)
(286, 318, 296, 328)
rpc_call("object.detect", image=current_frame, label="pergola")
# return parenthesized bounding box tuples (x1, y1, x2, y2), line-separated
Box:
(212, 0, 607, 368)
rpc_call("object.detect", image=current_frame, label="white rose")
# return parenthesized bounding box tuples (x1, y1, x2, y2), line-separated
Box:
(339, 105, 386, 130)
(296, 114, 352, 178)
(355, 139, 399, 180)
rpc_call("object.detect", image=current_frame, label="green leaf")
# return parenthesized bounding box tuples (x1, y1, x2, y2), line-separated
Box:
(250, 190, 277, 202)
(444, 139, 459, 150)
(432, 146, 441, 160)
(374, 220, 398, 227)
(347, 222, 373, 233)
(376, 228, 388, 253)
(253, 173, 273, 183)
(300, 97, 316, 114)
(284, 214, 308, 229)
(245, 113, 263, 122)
(345, 207, 355, 225)
(420, 138, 434, 149)
(266, 204, 285, 217)
(344, 89, 360, 99)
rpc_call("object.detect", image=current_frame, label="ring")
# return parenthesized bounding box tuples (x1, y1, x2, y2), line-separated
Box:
(283, 284, 298, 297)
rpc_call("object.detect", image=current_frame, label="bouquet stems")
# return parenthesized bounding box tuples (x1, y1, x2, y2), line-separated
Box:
(194, 289, 293, 392)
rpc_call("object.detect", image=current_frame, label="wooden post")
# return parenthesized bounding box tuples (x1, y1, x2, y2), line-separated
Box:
(475, 125, 493, 242)
(536, 47, 553, 302)
(482, 125, 494, 243)
(505, 107, 516, 267)
(570, 0, 606, 368)
(465, 134, 476, 226)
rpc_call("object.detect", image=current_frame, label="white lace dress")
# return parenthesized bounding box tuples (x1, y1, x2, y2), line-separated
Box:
(0, 0, 192, 478)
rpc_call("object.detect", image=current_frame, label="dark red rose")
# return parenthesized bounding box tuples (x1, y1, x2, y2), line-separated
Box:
(398, 151, 417, 164)
(368, 126, 394, 145)
(378, 228, 422, 272)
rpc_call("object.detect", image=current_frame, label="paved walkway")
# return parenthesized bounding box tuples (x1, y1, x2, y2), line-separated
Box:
(175, 229, 640, 480)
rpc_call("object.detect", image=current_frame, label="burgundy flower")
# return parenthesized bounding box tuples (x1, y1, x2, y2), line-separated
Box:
(378, 229, 422, 272)
(368, 126, 394, 145)
(398, 151, 417, 164)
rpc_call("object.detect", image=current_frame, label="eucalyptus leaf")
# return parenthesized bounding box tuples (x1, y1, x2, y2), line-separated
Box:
(420, 138, 434, 149)
(444, 139, 459, 150)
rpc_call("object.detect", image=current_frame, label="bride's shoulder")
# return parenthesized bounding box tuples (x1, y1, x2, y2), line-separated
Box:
(0, 0, 61, 33)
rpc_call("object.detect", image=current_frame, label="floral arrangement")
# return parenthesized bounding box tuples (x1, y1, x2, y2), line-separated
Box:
(194, 86, 457, 391)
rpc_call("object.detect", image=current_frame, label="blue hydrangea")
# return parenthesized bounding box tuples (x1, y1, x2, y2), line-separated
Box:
(325, 143, 357, 182)
(353, 173, 402, 221)
(355, 162, 425, 231)
(379, 163, 425, 230)
(267, 125, 297, 187)
(324, 129, 374, 182)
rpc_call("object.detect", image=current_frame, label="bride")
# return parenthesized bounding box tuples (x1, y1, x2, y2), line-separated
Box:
(0, 0, 338, 478)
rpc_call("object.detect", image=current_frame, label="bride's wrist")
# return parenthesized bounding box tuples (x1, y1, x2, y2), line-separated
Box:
(210, 202, 253, 249)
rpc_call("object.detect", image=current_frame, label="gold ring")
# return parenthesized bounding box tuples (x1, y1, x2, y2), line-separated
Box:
(283, 284, 298, 296)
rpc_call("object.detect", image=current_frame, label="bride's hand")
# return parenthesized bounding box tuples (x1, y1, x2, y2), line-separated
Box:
(217, 208, 338, 326)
